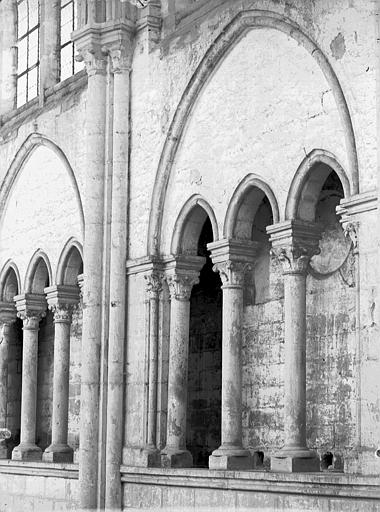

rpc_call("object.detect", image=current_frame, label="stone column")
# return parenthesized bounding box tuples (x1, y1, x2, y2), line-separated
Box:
(104, 41, 132, 510)
(0, 303, 17, 458)
(43, 286, 79, 462)
(267, 220, 321, 472)
(72, 29, 107, 506)
(140, 270, 163, 466)
(161, 258, 203, 468)
(208, 239, 259, 470)
(12, 294, 46, 461)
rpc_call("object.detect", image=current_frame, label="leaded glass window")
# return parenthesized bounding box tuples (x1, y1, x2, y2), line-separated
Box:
(16, 0, 40, 107)
(60, 0, 82, 81)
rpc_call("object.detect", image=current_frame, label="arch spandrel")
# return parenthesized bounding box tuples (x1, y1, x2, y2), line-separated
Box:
(147, 9, 358, 257)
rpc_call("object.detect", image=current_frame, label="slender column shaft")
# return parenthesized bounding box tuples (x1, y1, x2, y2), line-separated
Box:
(52, 320, 71, 445)
(147, 295, 159, 448)
(78, 49, 107, 509)
(0, 324, 11, 429)
(166, 297, 190, 451)
(43, 298, 76, 462)
(283, 272, 307, 449)
(267, 221, 321, 472)
(105, 52, 131, 509)
(161, 269, 200, 468)
(220, 283, 244, 448)
(20, 320, 39, 445)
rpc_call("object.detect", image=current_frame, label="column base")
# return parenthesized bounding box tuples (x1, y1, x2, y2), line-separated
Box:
(209, 445, 254, 470)
(122, 446, 161, 467)
(12, 443, 42, 461)
(160, 447, 193, 468)
(42, 444, 73, 463)
(271, 448, 320, 472)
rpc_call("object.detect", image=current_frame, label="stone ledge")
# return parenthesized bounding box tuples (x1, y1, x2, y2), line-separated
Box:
(120, 466, 380, 500)
(0, 460, 78, 479)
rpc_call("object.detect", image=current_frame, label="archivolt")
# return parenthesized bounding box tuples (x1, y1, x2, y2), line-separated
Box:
(0, 133, 85, 237)
(147, 9, 358, 256)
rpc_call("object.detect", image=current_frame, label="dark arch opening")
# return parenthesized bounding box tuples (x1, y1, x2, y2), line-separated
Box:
(29, 257, 50, 294)
(187, 217, 222, 467)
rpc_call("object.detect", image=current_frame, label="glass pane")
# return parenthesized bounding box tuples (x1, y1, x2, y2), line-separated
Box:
(27, 66, 38, 100)
(61, 4, 73, 44)
(17, 74, 27, 107)
(29, 0, 39, 28)
(61, 43, 73, 81)
(17, 0, 28, 37)
(17, 37, 28, 73)
(28, 28, 39, 66)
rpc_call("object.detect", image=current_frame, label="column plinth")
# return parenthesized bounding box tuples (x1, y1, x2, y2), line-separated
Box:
(161, 258, 203, 468)
(43, 286, 79, 463)
(12, 294, 46, 461)
(268, 221, 321, 473)
(0, 303, 17, 459)
(207, 240, 259, 471)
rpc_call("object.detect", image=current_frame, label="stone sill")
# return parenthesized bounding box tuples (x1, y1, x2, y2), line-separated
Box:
(120, 466, 380, 500)
(0, 459, 78, 479)
(0, 70, 87, 142)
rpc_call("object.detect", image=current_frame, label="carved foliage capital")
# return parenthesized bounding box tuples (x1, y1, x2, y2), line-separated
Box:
(17, 310, 46, 330)
(49, 303, 75, 324)
(213, 260, 252, 287)
(77, 47, 108, 76)
(109, 48, 132, 74)
(145, 271, 163, 299)
(166, 273, 199, 301)
(270, 243, 320, 275)
(344, 222, 358, 252)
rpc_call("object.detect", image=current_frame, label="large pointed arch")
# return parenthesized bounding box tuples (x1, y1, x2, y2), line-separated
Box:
(0, 133, 84, 237)
(147, 9, 358, 256)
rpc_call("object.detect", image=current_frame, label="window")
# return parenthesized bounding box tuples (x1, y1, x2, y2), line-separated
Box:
(16, 0, 40, 108)
(60, 0, 82, 81)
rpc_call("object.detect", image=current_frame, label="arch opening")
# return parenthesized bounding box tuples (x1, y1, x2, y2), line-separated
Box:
(27, 256, 51, 294)
(187, 217, 222, 467)
(58, 244, 83, 286)
(1, 267, 19, 302)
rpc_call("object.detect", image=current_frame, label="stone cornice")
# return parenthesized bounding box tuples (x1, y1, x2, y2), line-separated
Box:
(207, 239, 261, 266)
(337, 190, 377, 221)
(44, 285, 80, 308)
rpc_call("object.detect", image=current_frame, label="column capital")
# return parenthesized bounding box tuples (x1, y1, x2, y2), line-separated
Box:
(165, 256, 204, 301)
(145, 271, 164, 299)
(14, 293, 47, 328)
(0, 301, 17, 325)
(45, 285, 80, 323)
(207, 239, 260, 288)
(267, 220, 321, 275)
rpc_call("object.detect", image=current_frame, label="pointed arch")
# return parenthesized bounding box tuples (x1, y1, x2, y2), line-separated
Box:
(0, 133, 84, 237)
(285, 149, 351, 221)
(224, 174, 279, 239)
(24, 249, 53, 293)
(171, 195, 219, 255)
(56, 238, 84, 285)
(147, 9, 358, 256)
(0, 260, 21, 302)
